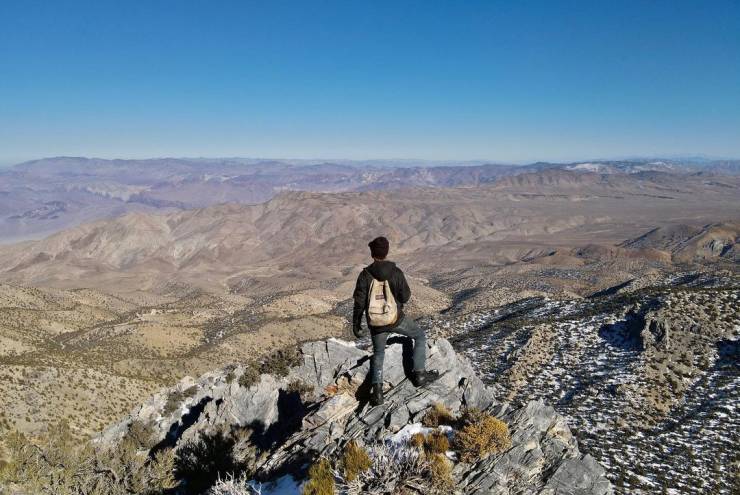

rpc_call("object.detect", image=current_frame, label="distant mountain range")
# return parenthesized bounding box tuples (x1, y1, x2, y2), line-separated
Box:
(0, 167, 736, 292)
(0, 156, 738, 243)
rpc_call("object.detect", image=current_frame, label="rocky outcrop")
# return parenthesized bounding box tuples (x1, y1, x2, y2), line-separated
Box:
(98, 337, 612, 494)
(640, 313, 671, 350)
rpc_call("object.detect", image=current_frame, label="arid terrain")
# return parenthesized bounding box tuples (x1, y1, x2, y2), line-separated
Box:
(0, 162, 738, 493)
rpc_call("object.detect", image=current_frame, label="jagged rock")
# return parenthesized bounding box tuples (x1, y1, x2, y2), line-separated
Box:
(641, 313, 670, 350)
(542, 454, 611, 495)
(98, 337, 612, 494)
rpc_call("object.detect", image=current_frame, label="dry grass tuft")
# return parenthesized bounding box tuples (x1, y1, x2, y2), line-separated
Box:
(340, 440, 372, 482)
(423, 431, 450, 455)
(454, 408, 511, 462)
(409, 432, 426, 449)
(428, 452, 454, 489)
(421, 403, 455, 428)
(303, 457, 335, 495)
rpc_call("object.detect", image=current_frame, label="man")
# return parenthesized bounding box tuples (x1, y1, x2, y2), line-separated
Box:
(352, 236, 439, 406)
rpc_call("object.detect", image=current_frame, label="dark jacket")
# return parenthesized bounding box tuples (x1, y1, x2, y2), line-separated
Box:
(352, 260, 411, 337)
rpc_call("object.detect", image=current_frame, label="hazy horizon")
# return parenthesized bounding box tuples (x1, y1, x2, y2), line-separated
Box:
(2, 152, 739, 169)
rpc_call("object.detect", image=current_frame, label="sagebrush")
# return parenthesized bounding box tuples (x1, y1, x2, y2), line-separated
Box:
(0, 421, 176, 495)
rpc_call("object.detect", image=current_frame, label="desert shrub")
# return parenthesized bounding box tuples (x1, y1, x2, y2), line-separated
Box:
(208, 472, 262, 495)
(0, 423, 177, 495)
(145, 448, 178, 492)
(335, 442, 446, 495)
(0, 431, 35, 486)
(231, 426, 260, 471)
(175, 430, 240, 494)
(303, 457, 335, 495)
(287, 379, 315, 399)
(423, 431, 450, 455)
(124, 419, 156, 450)
(340, 440, 372, 482)
(454, 409, 511, 462)
(0, 434, 7, 465)
(163, 386, 198, 417)
(96, 439, 177, 494)
(260, 347, 302, 377)
(421, 403, 455, 427)
(238, 365, 260, 389)
(428, 452, 453, 489)
(225, 365, 238, 384)
(163, 389, 185, 416)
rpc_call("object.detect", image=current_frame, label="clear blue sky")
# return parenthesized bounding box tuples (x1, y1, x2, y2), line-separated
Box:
(1, 0, 739, 165)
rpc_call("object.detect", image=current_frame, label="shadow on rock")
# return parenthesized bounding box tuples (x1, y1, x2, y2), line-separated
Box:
(598, 317, 642, 351)
(151, 395, 213, 456)
(387, 335, 415, 380)
(173, 389, 310, 493)
(354, 356, 373, 407)
(248, 388, 308, 452)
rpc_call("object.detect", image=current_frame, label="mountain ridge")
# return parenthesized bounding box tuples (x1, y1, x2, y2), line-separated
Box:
(2, 156, 738, 243)
(0, 171, 737, 291)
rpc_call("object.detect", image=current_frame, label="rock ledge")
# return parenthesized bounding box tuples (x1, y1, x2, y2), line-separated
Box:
(100, 337, 612, 494)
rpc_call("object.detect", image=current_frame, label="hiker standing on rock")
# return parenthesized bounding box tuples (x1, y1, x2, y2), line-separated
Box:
(352, 236, 439, 406)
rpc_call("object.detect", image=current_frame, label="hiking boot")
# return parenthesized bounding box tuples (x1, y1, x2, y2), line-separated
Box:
(411, 369, 440, 387)
(370, 384, 384, 406)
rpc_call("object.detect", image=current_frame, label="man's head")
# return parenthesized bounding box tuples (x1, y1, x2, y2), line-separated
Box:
(368, 236, 389, 260)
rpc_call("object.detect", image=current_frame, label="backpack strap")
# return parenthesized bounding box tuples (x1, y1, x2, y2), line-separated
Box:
(362, 268, 373, 305)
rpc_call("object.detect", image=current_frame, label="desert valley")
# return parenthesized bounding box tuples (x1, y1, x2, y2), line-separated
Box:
(0, 158, 738, 493)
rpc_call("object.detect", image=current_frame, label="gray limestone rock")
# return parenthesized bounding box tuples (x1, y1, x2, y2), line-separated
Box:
(97, 337, 612, 494)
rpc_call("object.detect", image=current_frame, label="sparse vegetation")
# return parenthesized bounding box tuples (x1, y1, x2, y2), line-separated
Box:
(0, 421, 177, 494)
(238, 365, 260, 389)
(454, 408, 512, 462)
(303, 457, 336, 495)
(287, 379, 315, 399)
(339, 440, 372, 482)
(428, 452, 454, 489)
(0, 282, 344, 444)
(175, 430, 241, 494)
(421, 402, 455, 427)
(423, 431, 450, 455)
(259, 347, 302, 377)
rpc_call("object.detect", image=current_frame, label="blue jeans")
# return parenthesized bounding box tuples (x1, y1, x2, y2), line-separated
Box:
(370, 317, 427, 384)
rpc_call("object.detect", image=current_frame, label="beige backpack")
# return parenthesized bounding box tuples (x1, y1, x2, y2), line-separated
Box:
(366, 271, 398, 327)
